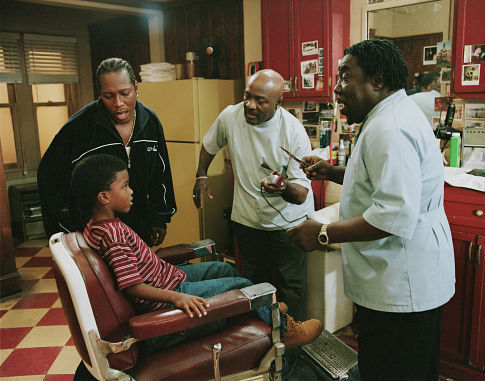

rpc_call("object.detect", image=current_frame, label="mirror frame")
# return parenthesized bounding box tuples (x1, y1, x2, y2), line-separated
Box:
(362, 0, 453, 41)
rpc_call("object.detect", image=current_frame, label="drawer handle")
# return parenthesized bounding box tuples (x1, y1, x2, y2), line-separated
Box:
(475, 209, 484, 217)
(478, 245, 482, 266)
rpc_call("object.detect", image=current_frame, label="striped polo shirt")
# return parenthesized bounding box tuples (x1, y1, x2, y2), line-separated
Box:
(83, 218, 186, 312)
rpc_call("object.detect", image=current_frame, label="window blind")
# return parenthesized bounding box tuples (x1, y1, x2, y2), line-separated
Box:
(23, 34, 79, 84)
(0, 32, 22, 83)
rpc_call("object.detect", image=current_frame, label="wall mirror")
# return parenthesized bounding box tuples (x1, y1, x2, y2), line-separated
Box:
(366, 0, 452, 92)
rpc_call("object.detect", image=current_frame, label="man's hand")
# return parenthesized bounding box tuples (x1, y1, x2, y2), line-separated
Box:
(151, 226, 166, 246)
(193, 178, 213, 209)
(173, 293, 210, 318)
(301, 156, 333, 180)
(287, 220, 324, 251)
(261, 169, 285, 194)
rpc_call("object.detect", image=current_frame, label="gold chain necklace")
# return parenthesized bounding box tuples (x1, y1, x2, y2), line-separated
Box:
(125, 110, 136, 147)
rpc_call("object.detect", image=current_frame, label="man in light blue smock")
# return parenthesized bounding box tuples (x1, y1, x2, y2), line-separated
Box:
(288, 40, 455, 381)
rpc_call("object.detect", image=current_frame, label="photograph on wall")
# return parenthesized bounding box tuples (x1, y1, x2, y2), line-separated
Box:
(318, 65, 324, 76)
(318, 57, 324, 66)
(466, 120, 485, 128)
(319, 48, 324, 58)
(436, 41, 452, 67)
(463, 44, 485, 63)
(301, 59, 318, 75)
(287, 107, 303, 121)
(302, 41, 318, 56)
(304, 125, 317, 139)
(304, 101, 318, 112)
(454, 104, 464, 121)
(423, 46, 437, 65)
(462, 64, 480, 86)
(465, 103, 485, 119)
(302, 75, 315, 89)
(440, 68, 451, 83)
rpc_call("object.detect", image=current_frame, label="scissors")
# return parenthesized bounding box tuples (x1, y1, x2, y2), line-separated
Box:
(280, 146, 310, 168)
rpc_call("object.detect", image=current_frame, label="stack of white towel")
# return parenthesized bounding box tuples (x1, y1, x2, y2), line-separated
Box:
(139, 62, 176, 82)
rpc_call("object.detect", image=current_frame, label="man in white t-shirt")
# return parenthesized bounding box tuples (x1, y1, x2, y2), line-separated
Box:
(192, 69, 314, 321)
(409, 71, 441, 127)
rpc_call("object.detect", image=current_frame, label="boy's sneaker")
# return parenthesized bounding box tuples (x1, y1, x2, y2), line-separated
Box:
(279, 302, 288, 316)
(281, 315, 322, 349)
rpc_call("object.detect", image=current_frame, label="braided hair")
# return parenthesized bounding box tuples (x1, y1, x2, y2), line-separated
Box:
(96, 57, 136, 89)
(344, 40, 408, 91)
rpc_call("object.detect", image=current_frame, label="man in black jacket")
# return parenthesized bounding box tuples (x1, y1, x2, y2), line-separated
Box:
(38, 58, 176, 245)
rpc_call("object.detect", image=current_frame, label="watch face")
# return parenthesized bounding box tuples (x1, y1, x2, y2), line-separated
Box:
(318, 233, 328, 245)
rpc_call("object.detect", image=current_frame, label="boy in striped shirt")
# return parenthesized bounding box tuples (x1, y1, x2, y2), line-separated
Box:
(71, 154, 321, 353)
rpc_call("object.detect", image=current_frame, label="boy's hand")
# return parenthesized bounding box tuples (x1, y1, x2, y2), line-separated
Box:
(173, 293, 210, 318)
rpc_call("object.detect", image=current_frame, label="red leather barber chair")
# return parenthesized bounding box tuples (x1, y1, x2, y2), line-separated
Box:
(50, 232, 284, 380)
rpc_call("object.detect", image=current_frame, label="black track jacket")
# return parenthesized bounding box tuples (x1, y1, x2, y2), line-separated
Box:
(37, 99, 177, 243)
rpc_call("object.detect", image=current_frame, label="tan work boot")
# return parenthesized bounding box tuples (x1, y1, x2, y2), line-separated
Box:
(281, 315, 322, 349)
(279, 302, 288, 316)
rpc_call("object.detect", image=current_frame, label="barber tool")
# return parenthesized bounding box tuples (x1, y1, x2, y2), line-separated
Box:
(280, 146, 310, 168)
(266, 174, 285, 187)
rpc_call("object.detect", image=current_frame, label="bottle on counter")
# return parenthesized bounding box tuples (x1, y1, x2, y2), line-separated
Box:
(449, 132, 461, 168)
(338, 139, 346, 167)
(185, 51, 198, 79)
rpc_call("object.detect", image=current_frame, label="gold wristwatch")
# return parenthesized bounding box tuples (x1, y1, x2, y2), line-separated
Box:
(317, 224, 330, 246)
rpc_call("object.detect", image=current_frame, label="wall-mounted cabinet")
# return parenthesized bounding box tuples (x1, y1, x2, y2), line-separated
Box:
(451, 0, 485, 98)
(261, 0, 349, 101)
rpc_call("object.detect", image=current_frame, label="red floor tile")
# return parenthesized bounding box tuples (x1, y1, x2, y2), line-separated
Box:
(0, 346, 62, 376)
(22, 256, 53, 267)
(44, 375, 77, 381)
(12, 292, 59, 309)
(66, 337, 75, 346)
(0, 327, 32, 349)
(37, 308, 68, 326)
(14, 247, 43, 257)
(43, 268, 56, 279)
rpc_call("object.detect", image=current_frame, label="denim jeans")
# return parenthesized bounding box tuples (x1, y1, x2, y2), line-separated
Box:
(142, 261, 285, 355)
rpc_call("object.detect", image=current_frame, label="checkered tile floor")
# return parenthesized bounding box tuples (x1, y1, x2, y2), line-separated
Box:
(0, 239, 80, 380)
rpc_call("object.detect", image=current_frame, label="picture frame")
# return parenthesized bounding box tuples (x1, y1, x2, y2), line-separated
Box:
(465, 103, 485, 119)
(287, 107, 303, 121)
(423, 46, 437, 65)
(302, 75, 315, 89)
(304, 125, 317, 139)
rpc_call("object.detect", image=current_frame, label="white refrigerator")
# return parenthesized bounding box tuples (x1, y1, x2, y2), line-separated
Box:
(138, 78, 243, 251)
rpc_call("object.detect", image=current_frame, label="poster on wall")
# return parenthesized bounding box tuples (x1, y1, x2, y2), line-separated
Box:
(301, 59, 318, 75)
(463, 44, 485, 63)
(302, 41, 318, 56)
(462, 64, 480, 86)
(423, 46, 437, 65)
(436, 41, 452, 67)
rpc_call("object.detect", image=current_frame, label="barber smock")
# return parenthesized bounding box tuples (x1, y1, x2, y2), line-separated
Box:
(340, 89, 455, 312)
(203, 102, 314, 230)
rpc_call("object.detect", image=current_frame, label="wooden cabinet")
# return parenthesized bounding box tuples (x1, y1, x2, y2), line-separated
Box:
(451, 0, 485, 98)
(261, 0, 349, 101)
(441, 184, 485, 380)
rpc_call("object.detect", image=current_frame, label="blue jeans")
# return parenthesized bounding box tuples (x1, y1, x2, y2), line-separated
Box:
(142, 261, 284, 355)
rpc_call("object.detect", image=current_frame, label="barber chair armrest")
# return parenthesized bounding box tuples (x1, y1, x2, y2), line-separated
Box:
(130, 283, 276, 340)
(154, 239, 217, 264)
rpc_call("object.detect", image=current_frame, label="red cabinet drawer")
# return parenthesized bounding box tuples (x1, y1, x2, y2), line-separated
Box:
(444, 201, 485, 229)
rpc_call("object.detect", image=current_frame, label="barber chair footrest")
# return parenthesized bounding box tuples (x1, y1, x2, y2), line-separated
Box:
(299, 329, 358, 380)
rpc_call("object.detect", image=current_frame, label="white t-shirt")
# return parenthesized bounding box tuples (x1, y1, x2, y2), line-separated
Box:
(340, 89, 455, 313)
(203, 102, 314, 230)
(409, 89, 440, 126)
